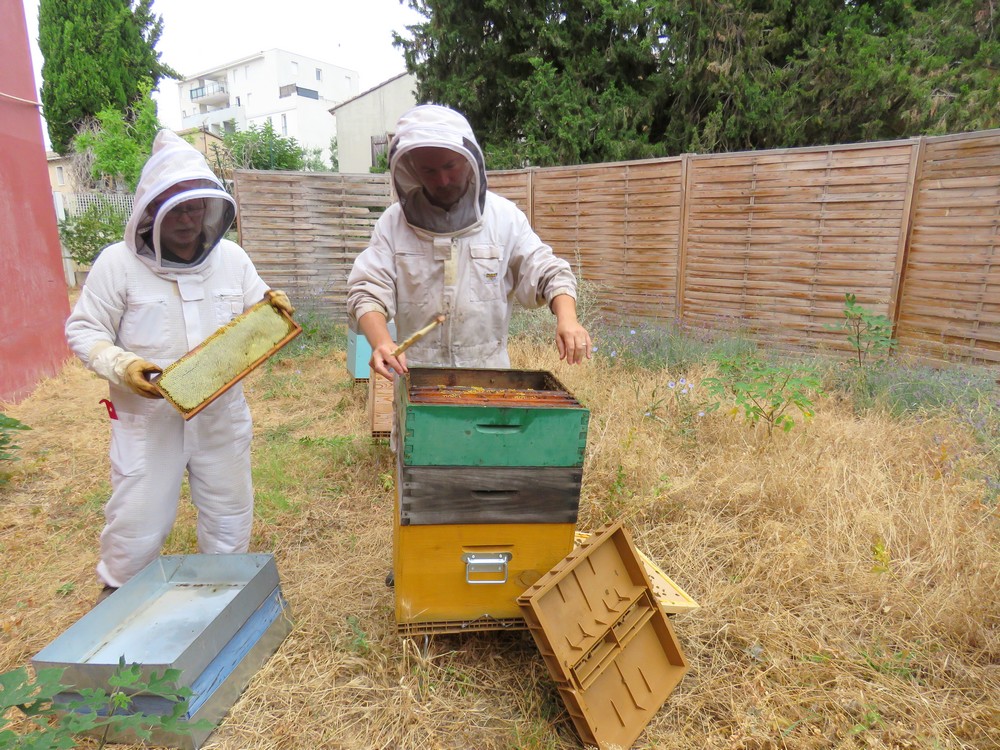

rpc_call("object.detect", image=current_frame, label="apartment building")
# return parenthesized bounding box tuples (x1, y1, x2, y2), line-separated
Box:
(178, 49, 359, 165)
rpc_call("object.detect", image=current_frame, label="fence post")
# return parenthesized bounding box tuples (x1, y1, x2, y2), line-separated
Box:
(889, 136, 925, 336)
(526, 167, 535, 227)
(675, 153, 692, 325)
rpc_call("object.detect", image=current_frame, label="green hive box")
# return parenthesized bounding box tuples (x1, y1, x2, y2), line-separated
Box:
(394, 367, 589, 468)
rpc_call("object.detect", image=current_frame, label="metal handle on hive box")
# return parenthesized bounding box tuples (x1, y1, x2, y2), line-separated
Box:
(462, 552, 512, 584)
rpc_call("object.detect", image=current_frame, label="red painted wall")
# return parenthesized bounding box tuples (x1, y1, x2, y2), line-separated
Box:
(0, 0, 71, 402)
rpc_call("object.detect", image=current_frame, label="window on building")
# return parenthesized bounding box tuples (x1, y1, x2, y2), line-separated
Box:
(315, 67, 322, 81)
(235, 96, 241, 107)
(55, 166, 65, 186)
(291, 61, 298, 75)
(281, 114, 287, 136)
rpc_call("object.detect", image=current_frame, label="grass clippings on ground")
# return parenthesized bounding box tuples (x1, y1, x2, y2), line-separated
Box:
(1, 326, 998, 750)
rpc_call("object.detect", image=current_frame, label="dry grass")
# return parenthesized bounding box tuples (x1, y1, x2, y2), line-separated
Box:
(1, 335, 998, 749)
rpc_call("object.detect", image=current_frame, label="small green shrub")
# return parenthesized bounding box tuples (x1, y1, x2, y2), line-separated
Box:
(0, 658, 210, 749)
(0, 414, 30, 486)
(58, 197, 129, 266)
(827, 292, 896, 368)
(0, 414, 29, 462)
(703, 354, 822, 437)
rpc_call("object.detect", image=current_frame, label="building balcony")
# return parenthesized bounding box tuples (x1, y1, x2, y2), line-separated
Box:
(182, 105, 246, 134)
(189, 82, 229, 105)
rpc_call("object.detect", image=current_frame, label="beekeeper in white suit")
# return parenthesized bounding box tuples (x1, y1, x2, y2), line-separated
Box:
(347, 104, 592, 380)
(66, 130, 294, 598)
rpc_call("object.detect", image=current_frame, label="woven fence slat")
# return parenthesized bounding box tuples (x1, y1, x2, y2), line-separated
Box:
(230, 130, 1000, 363)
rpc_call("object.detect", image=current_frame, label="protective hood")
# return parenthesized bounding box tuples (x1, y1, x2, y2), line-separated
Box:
(124, 129, 236, 272)
(388, 104, 488, 235)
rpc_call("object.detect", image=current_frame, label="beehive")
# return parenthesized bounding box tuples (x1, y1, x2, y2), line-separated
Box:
(347, 329, 372, 382)
(368, 367, 394, 438)
(392, 367, 589, 634)
(347, 321, 395, 382)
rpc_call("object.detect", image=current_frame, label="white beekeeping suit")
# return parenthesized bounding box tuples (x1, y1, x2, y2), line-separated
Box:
(66, 130, 271, 589)
(346, 104, 579, 368)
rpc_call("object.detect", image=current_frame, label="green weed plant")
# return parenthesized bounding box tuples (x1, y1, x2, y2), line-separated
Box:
(0, 414, 30, 486)
(827, 292, 896, 369)
(703, 354, 822, 437)
(0, 658, 209, 749)
(644, 376, 705, 437)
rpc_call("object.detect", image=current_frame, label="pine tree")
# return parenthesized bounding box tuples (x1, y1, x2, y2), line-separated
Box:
(396, 0, 999, 165)
(38, 0, 177, 154)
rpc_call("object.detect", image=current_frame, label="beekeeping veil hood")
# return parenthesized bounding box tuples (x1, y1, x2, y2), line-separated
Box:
(124, 129, 236, 272)
(388, 104, 488, 235)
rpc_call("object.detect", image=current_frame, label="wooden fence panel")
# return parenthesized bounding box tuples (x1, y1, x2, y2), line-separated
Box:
(681, 143, 916, 351)
(232, 130, 1000, 364)
(531, 159, 684, 321)
(234, 170, 390, 318)
(895, 132, 1000, 364)
(487, 170, 532, 219)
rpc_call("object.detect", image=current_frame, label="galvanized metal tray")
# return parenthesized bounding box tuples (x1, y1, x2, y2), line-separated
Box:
(32, 554, 292, 749)
(33, 554, 284, 690)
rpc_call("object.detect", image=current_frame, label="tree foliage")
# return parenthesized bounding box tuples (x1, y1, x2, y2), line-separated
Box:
(72, 80, 162, 191)
(210, 121, 307, 175)
(39, 0, 177, 154)
(396, 0, 1000, 167)
(58, 196, 130, 267)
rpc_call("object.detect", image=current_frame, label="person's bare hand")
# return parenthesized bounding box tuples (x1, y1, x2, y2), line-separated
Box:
(555, 321, 593, 365)
(370, 343, 407, 381)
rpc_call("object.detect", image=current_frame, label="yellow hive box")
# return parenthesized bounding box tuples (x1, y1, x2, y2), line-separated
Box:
(394, 515, 575, 635)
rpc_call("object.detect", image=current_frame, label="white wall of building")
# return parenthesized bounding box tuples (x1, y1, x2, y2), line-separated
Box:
(178, 49, 359, 166)
(332, 73, 417, 173)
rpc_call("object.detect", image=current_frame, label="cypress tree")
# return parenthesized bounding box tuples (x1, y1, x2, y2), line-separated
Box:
(38, 0, 177, 154)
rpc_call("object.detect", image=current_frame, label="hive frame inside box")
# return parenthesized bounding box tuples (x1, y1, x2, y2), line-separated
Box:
(391, 366, 588, 636)
(32, 554, 292, 750)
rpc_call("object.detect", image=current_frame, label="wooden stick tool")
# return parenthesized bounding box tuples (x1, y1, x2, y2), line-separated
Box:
(391, 314, 447, 357)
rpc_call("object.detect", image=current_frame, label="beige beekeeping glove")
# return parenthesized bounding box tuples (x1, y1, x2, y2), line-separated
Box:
(88, 342, 163, 399)
(123, 358, 164, 399)
(265, 289, 295, 316)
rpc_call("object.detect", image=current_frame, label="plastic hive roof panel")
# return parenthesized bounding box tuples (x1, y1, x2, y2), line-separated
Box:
(518, 522, 689, 749)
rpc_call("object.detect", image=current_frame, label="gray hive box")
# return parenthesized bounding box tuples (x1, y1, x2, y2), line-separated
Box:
(32, 554, 292, 749)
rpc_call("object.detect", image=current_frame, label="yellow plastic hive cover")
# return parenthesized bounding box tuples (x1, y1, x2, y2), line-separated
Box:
(156, 301, 301, 419)
(518, 522, 690, 750)
(574, 531, 699, 614)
